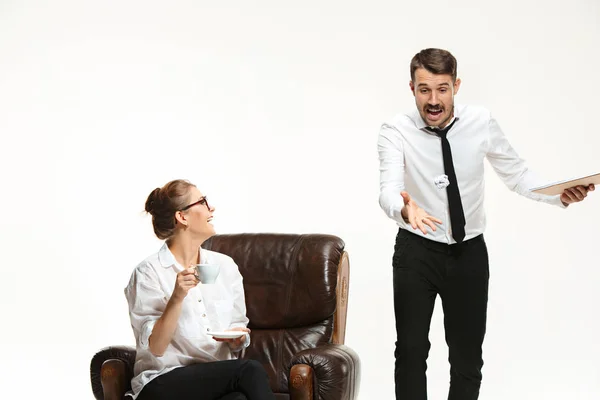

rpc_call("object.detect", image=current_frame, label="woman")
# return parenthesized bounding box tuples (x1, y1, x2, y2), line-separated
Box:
(124, 179, 274, 400)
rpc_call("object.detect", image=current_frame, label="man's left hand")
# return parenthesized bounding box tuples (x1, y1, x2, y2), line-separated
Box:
(561, 184, 595, 206)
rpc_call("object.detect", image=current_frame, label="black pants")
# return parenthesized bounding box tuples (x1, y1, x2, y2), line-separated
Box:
(393, 228, 489, 400)
(137, 359, 275, 400)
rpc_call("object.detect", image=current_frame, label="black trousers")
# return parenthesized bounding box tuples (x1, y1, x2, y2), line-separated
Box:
(393, 228, 489, 400)
(137, 359, 275, 400)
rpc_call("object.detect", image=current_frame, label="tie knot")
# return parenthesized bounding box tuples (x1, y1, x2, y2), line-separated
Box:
(425, 126, 448, 138)
(424, 118, 456, 137)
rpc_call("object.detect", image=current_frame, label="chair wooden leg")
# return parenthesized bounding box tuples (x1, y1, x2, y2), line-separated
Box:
(101, 359, 128, 400)
(289, 364, 314, 400)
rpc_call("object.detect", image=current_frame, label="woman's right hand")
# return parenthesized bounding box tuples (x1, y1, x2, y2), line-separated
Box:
(172, 267, 199, 302)
(148, 267, 198, 357)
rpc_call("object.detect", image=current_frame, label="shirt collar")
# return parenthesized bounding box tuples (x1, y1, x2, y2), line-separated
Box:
(158, 242, 205, 271)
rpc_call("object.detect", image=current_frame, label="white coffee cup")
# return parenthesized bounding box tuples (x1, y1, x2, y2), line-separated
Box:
(194, 263, 220, 284)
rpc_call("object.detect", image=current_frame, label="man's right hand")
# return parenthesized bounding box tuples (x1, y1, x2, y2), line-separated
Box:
(172, 267, 199, 302)
(401, 191, 442, 235)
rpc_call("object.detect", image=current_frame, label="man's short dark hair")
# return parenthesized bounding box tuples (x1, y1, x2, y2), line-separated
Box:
(410, 48, 457, 82)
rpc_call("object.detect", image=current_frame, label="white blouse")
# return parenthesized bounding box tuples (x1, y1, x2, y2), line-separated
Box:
(124, 243, 250, 399)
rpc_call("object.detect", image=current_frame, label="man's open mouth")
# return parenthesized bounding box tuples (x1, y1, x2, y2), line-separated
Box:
(427, 107, 443, 117)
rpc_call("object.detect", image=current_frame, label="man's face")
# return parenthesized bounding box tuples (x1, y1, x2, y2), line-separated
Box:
(410, 68, 461, 128)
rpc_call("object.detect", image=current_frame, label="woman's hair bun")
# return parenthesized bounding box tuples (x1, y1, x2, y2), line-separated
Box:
(144, 188, 162, 215)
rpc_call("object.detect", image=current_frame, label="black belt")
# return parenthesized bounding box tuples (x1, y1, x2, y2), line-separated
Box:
(398, 228, 484, 255)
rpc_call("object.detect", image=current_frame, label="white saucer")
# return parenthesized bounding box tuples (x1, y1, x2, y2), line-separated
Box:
(207, 331, 245, 339)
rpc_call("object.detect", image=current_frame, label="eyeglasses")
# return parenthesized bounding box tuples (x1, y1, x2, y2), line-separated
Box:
(180, 196, 210, 211)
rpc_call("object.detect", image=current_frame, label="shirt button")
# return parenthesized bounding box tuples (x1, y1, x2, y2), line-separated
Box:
(202, 313, 206, 317)
(198, 299, 202, 302)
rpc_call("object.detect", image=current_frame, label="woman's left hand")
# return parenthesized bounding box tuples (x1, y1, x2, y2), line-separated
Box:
(213, 326, 251, 348)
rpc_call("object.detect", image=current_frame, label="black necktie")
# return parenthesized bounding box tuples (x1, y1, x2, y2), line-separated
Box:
(426, 120, 466, 243)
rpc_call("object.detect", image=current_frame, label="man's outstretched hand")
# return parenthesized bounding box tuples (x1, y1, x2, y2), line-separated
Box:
(401, 191, 442, 235)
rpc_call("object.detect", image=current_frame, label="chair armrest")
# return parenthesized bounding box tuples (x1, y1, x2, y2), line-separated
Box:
(289, 344, 360, 400)
(90, 346, 136, 400)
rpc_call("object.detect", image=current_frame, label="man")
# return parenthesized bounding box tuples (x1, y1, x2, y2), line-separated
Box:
(377, 48, 594, 400)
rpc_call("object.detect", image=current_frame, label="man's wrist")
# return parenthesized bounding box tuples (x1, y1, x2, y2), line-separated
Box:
(401, 206, 409, 222)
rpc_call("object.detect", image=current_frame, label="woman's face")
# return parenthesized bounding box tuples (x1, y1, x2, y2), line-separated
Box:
(178, 186, 216, 239)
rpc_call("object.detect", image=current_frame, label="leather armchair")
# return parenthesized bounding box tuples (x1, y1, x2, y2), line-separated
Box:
(90, 234, 361, 399)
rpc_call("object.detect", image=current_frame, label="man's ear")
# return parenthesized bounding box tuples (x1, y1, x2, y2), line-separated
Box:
(409, 80, 415, 96)
(453, 78, 461, 96)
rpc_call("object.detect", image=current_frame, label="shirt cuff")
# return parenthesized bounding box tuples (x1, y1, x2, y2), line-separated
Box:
(550, 194, 568, 209)
(229, 332, 251, 352)
(139, 319, 156, 350)
(390, 204, 408, 223)
(243, 332, 251, 349)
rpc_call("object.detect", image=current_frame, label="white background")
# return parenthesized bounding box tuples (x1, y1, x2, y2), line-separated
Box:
(1, 1, 599, 399)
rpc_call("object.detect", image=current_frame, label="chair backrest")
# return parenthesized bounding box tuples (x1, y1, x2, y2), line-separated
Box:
(202, 233, 349, 393)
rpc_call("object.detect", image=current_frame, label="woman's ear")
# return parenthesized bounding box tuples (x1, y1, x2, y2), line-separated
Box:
(175, 211, 188, 226)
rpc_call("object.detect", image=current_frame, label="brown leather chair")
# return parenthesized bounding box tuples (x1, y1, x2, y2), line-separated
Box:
(90, 233, 361, 399)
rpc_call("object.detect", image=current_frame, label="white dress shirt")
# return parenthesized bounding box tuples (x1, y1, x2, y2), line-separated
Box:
(378, 104, 565, 244)
(124, 243, 250, 399)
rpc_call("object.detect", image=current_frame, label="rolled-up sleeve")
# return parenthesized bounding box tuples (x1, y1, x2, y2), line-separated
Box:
(124, 264, 167, 350)
(227, 260, 250, 330)
(230, 261, 250, 353)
